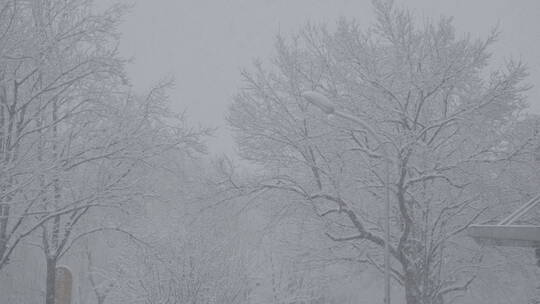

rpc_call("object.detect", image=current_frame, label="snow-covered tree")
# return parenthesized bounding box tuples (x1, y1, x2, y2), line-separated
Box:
(0, 0, 127, 273)
(40, 82, 208, 304)
(0, 1, 208, 303)
(228, 1, 537, 303)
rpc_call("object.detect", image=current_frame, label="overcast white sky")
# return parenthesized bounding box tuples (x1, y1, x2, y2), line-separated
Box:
(100, 0, 540, 156)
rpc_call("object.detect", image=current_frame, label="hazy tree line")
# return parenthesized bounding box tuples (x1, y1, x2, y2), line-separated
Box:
(0, 0, 538, 304)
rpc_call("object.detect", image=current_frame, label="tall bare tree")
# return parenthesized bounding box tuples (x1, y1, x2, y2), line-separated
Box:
(0, 0, 126, 272)
(39, 82, 208, 304)
(0, 2, 208, 304)
(228, 1, 536, 303)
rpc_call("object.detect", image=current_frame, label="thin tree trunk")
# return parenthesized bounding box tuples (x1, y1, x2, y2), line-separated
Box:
(45, 257, 57, 304)
(0, 203, 9, 259)
(45, 97, 60, 304)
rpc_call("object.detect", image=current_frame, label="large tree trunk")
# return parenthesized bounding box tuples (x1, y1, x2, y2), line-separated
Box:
(97, 295, 106, 304)
(404, 271, 422, 304)
(404, 270, 443, 304)
(45, 257, 57, 304)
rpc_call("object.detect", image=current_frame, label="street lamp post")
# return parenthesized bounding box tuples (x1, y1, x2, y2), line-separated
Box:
(302, 91, 392, 304)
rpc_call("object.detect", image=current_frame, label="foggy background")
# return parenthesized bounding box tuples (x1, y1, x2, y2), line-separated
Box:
(1, 1, 539, 303)
(103, 0, 540, 155)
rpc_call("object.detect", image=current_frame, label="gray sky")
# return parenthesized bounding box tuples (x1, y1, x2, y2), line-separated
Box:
(102, 0, 540, 156)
